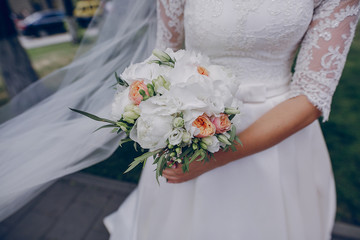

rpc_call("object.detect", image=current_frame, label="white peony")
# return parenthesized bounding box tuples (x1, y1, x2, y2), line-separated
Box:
(139, 95, 180, 116)
(166, 51, 211, 85)
(121, 62, 170, 84)
(129, 114, 173, 151)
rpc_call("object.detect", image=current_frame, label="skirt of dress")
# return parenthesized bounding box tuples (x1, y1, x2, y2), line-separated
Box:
(104, 92, 336, 240)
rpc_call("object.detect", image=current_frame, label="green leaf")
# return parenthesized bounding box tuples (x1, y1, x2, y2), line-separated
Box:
(189, 150, 203, 164)
(228, 114, 236, 120)
(119, 138, 133, 147)
(230, 145, 237, 152)
(229, 125, 236, 142)
(156, 154, 166, 184)
(153, 155, 160, 164)
(124, 149, 162, 174)
(93, 124, 117, 133)
(183, 155, 190, 172)
(179, 147, 192, 159)
(115, 72, 129, 87)
(70, 108, 116, 124)
(235, 136, 243, 147)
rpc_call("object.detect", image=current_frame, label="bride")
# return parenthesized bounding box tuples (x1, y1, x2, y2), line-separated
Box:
(0, 0, 359, 239)
(104, 0, 360, 240)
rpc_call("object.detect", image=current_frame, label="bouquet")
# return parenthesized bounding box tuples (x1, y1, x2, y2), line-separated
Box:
(71, 49, 242, 183)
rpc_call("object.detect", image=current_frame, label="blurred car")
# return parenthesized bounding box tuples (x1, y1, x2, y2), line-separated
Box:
(74, 0, 100, 28)
(18, 10, 66, 37)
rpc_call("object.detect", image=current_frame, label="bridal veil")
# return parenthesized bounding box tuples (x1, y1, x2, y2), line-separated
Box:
(0, 0, 157, 221)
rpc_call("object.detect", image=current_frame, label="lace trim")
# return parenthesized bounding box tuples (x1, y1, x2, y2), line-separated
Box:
(289, 0, 360, 121)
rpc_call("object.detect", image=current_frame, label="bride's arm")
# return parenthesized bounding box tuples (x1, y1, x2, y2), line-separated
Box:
(163, 0, 360, 183)
(156, 0, 185, 50)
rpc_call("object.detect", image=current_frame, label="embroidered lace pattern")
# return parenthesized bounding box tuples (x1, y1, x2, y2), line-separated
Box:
(156, 0, 185, 50)
(290, 0, 360, 121)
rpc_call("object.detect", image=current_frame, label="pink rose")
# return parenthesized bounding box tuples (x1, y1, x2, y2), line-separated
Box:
(192, 114, 216, 138)
(211, 113, 231, 134)
(128, 80, 149, 105)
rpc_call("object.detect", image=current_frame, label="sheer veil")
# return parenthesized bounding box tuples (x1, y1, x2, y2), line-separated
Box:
(0, 0, 157, 222)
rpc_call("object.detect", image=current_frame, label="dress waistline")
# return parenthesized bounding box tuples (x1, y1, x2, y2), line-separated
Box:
(235, 82, 290, 103)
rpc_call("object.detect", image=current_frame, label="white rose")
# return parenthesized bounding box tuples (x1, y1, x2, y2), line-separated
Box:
(111, 87, 131, 120)
(130, 114, 173, 151)
(168, 128, 184, 146)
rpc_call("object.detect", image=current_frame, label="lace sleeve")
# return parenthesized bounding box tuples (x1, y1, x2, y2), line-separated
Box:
(155, 0, 185, 50)
(289, 0, 360, 121)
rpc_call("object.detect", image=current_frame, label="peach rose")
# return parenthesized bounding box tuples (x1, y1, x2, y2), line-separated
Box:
(211, 113, 231, 134)
(197, 66, 209, 76)
(192, 114, 216, 138)
(128, 80, 149, 105)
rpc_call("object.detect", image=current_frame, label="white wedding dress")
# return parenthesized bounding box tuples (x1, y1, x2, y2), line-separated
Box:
(103, 0, 360, 239)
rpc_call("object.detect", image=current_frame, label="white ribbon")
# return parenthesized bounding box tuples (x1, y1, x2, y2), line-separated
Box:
(235, 83, 290, 103)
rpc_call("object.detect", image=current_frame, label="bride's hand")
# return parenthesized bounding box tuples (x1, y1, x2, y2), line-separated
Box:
(162, 158, 218, 184)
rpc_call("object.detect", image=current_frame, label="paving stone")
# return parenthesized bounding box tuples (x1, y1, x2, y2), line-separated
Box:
(84, 229, 110, 240)
(83, 192, 129, 239)
(32, 180, 85, 218)
(44, 183, 112, 240)
(3, 211, 56, 240)
(0, 189, 47, 239)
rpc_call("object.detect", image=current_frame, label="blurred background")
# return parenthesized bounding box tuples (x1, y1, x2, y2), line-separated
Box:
(0, 0, 359, 232)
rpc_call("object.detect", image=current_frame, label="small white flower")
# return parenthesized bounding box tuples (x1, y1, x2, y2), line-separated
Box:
(206, 136, 220, 153)
(168, 128, 184, 146)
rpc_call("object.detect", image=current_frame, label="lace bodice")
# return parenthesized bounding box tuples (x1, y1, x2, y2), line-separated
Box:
(156, 0, 360, 121)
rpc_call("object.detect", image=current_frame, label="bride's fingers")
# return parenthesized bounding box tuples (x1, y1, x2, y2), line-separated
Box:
(165, 175, 187, 184)
(163, 166, 184, 175)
